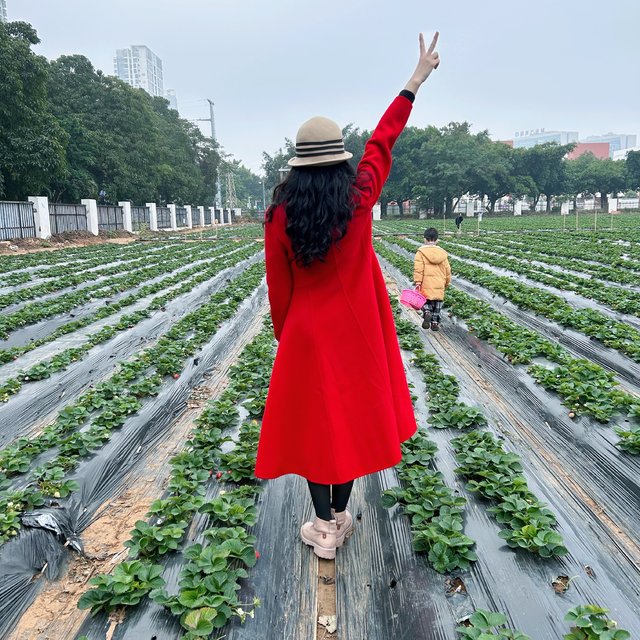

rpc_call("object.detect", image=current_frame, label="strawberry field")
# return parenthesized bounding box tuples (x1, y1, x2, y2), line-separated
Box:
(0, 219, 638, 640)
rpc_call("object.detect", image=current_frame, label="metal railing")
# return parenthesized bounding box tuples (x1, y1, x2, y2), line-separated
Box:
(0, 201, 36, 241)
(156, 206, 171, 229)
(131, 206, 150, 230)
(49, 203, 88, 234)
(97, 205, 124, 231)
(176, 207, 188, 227)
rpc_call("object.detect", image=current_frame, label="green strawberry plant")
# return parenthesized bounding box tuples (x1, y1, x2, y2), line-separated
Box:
(457, 610, 531, 640)
(77, 561, 165, 614)
(77, 323, 275, 631)
(564, 605, 630, 640)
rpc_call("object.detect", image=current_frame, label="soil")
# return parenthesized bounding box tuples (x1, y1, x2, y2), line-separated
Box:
(7, 488, 153, 640)
(317, 558, 337, 639)
(0, 231, 136, 256)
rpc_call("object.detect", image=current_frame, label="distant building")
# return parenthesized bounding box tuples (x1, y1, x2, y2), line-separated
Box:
(0, 0, 7, 23)
(114, 45, 164, 97)
(613, 146, 640, 161)
(567, 143, 610, 160)
(513, 129, 579, 149)
(583, 133, 637, 157)
(165, 89, 178, 111)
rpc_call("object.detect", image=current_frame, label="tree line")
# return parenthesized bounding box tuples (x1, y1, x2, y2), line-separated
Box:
(263, 119, 640, 216)
(0, 21, 262, 206)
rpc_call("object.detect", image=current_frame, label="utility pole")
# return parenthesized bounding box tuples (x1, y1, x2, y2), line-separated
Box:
(196, 99, 221, 207)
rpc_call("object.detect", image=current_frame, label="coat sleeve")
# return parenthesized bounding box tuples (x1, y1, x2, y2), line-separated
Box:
(264, 212, 293, 341)
(413, 250, 425, 286)
(356, 95, 413, 210)
(444, 257, 452, 288)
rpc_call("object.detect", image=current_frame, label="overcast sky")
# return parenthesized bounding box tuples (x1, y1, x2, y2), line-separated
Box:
(11, 0, 640, 174)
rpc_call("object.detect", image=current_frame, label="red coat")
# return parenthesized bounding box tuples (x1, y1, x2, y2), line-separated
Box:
(255, 95, 417, 484)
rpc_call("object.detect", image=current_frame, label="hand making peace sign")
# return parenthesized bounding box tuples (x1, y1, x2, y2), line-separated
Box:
(405, 31, 440, 95)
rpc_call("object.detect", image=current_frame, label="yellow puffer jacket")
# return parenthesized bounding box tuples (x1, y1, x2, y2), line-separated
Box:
(413, 245, 452, 301)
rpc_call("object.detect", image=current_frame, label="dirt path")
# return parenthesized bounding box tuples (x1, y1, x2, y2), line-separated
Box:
(6, 306, 268, 640)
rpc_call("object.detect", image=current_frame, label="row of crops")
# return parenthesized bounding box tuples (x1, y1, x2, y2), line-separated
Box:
(368, 217, 639, 637)
(0, 219, 638, 639)
(388, 210, 640, 234)
(0, 233, 275, 638)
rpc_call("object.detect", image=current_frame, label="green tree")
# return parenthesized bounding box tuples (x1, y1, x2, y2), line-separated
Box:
(469, 137, 516, 212)
(46, 54, 219, 204)
(518, 143, 574, 211)
(0, 22, 66, 199)
(219, 159, 262, 210)
(626, 150, 640, 190)
(342, 123, 368, 170)
(262, 142, 294, 196)
(579, 156, 627, 210)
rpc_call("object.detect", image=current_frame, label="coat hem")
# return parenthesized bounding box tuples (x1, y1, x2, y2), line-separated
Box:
(254, 424, 416, 485)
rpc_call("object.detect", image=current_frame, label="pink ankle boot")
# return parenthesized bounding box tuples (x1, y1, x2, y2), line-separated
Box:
(332, 508, 353, 547)
(300, 517, 337, 560)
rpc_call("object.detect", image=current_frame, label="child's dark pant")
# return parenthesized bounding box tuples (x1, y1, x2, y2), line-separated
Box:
(424, 300, 443, 323)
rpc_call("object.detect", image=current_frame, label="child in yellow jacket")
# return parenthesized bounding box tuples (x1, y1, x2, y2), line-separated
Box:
(413, 227, 451, 331)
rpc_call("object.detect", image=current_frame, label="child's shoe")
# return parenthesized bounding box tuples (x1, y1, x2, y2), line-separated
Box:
(422, 308, 431, 329)
(430, 322, 440, 332)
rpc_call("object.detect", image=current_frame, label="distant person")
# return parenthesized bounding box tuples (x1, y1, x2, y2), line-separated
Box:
(255, 32, 441, 559)
(413, 227, 452, 331)
(455, 213, 464, 232)
(98, 189, 106, 205)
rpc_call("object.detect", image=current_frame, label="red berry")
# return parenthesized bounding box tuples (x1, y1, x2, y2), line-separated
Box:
(172, 373, 180, 379)
(255, 551, 260, 559)
(216, 472, 223, 479)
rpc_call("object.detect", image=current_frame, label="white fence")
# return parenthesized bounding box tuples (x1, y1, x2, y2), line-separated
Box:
(0, 196, 242, 241)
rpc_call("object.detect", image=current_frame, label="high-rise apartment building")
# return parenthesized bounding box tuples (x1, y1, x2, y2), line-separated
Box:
(0, 0, 8, 23)
(114, 45, 164, 97)
(165, 89, 178, 111)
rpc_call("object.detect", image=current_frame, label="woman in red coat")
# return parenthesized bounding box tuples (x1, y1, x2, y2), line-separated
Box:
(255, 32, 441, 559)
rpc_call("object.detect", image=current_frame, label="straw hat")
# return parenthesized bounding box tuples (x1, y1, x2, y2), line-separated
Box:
(288, 116, 353, 167)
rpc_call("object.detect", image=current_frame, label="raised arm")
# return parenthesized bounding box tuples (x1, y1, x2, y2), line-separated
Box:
(357, 32, 440, 208)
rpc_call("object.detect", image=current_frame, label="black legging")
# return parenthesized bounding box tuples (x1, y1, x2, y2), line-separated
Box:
(307, 480, 354, 522)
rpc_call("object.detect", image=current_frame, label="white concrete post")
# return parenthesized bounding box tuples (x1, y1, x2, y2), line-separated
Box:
(208, 207, 215, 226)
(119, 201, 133, 232)
(28, 196, 51, 239)
(608, 197, 618, 213)
(198, 206, 205, 227)
(185, 205, 193, 229)
(168, 204, 177, 230)
(466, 199, 475, 217)
(372, 203, 382, 221)
(233, 207, 242, 220)
(146, 203, 158, 231)
(81, 199, 99, 235)
(514, 201, 522, 216)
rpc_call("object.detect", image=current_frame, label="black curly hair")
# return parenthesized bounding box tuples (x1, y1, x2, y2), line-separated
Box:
(265, 162, 361, 267)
